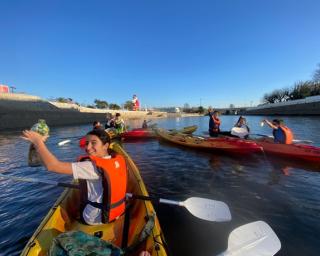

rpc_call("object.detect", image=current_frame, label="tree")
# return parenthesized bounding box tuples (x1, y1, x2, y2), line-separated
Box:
(263, 92, 277, 104)
(263, 88, 290, 104)
(124, 100, 133, 110)
(198, 106, 205, 114)
(289, 81, 312, 100)
(94, 99, 108, 109)
(109, 103, 121, 110)
(274, 88, 290, 102)
(310, 82, 320, 96)
(183, 103, 190, 112)
(56, 97, 70, 103)
(313, 63, 320, 82)
(229, 104, 235, 108)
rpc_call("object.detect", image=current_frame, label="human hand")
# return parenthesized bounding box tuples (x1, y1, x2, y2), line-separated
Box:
(22, 130, 48, 145)
(139, 251, 151, 256)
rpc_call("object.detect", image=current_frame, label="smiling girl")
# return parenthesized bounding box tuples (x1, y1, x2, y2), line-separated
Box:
(22, 129, 127, 225)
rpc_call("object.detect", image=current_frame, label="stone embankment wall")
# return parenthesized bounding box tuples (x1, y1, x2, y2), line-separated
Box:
(0, 93, 167, 131)
(245, 96, 320, 115)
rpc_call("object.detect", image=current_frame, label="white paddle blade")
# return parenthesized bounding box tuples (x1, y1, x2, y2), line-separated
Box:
(58, 139, 71, 146)
(184, 197, 231, 222)
(221, 221, 281, 256)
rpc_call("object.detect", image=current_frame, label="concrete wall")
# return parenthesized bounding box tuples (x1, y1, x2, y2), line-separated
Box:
(245, 101, 320, 115)
(0, 93, 167, 131)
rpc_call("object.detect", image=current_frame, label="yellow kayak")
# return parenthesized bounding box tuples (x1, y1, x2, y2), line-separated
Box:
(168, 125, 197, 135)
(21, 143, 167, 256)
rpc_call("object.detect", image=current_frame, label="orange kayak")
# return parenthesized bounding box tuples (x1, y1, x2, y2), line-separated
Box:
(156, 128, 262, 154)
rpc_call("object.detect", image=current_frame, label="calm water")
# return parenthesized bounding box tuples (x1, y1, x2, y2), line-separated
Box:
(0, 115, 320, 256)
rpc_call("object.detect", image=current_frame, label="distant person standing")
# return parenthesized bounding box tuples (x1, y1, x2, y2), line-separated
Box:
(132, 94, 140, 111)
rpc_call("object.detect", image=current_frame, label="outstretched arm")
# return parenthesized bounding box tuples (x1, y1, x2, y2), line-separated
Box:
(263, 120, 278, 129)
(22, 130, 73, 174)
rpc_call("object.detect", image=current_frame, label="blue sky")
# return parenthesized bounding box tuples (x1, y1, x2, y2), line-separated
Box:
(1, 0, 320, 108)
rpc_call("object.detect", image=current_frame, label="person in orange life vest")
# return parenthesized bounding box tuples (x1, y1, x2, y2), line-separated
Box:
(132, 95, 140, 111)
(22, 129, 127, 225)
(208, 108, 221, 137)
(262, 119, 293, 144)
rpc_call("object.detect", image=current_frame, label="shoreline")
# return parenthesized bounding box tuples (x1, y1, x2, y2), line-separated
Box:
(0, 93, 168, 131)
(0, 93, 200, 131)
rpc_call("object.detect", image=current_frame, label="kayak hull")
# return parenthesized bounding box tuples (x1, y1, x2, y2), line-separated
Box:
(121, 125, 198, 140)
(121, 128, 156, 139)
(156, 128, 262, 154)
(21, 143, 167, 256)
(255, 139, 320, 162)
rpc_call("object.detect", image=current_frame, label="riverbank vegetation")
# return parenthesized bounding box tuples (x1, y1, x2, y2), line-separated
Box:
(263, 64, 320, 104)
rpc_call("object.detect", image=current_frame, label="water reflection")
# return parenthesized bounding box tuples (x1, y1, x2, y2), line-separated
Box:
(1, 116, 320, 255)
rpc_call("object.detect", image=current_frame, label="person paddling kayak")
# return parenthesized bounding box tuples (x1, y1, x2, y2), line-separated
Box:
(230, 116, 250, 139)
(22, 129, 127, 225)
(261, 119, 293, 144)
(208, 108, 221, 137)
(207, 108, 231, 137)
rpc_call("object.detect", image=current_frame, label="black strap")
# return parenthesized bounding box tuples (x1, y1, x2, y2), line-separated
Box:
(86, 197, 126, 210)
(121, 202, 132, 249)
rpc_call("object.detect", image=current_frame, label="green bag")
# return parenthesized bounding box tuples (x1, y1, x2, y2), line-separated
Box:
(49, 231, 124, 256)
(31, 119, 50, 136)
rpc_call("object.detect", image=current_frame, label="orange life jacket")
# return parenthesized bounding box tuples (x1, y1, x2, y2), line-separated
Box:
(78, 154, 127, 223)
(212, 116, 221, 132)
(279, 125, 293, 144)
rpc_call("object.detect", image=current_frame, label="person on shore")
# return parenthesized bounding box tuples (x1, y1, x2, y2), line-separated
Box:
(262, 119, 293, 144)
(208, 108, 221, 137)
(22, 129, 127, 225)
(114, 113, 126, 134)
(142, 120, 148, 129)
(132, 95, 140, 111)
(231, 116, 250, 139)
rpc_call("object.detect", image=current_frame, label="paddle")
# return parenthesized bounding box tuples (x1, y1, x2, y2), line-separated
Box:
(0, 173, 79, 189)
(0, 174, 231, 222)
(57, 135, 82, 146)
(252, 134, 313, 144)
(218, 221, 281, 256)
(58, 139, 72, 146)
(126, 193, 231, 222)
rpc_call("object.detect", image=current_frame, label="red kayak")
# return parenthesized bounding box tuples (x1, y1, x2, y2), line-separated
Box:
(255, 139, 320, 162)
(121, 128, 156, 139)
